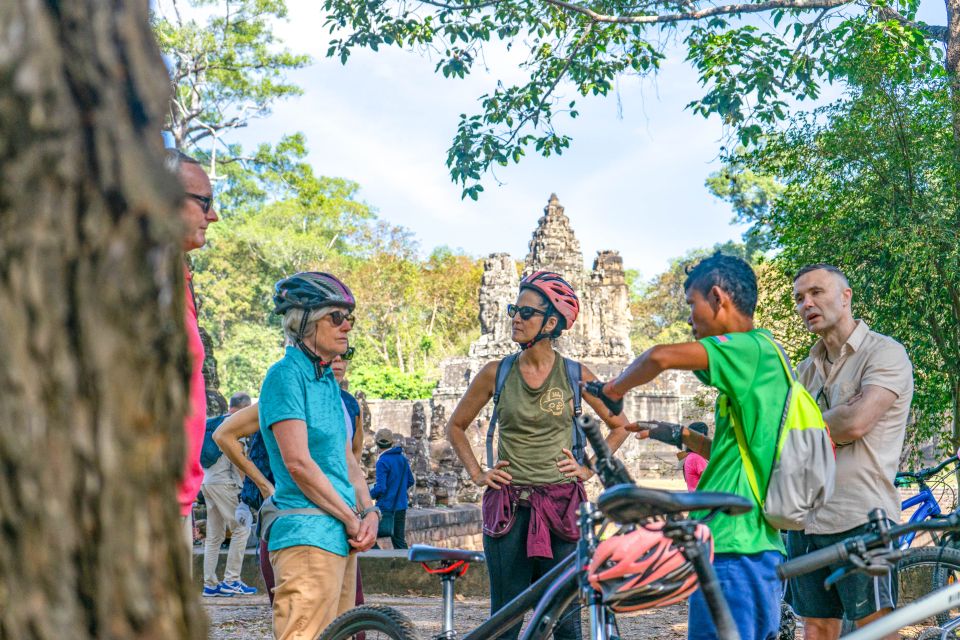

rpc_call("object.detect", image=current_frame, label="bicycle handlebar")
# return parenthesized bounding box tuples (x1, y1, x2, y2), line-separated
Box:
(896, 455, 960, 484)
(578, 415, 634, 488)
(778, 509, 960, 580)
(779, 543, 853, 580)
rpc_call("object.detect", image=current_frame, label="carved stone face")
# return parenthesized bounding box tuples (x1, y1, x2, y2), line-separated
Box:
(479, 300, 497, 334)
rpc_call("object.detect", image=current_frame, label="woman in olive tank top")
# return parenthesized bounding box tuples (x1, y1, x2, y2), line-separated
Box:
(447, 271, 632, 640)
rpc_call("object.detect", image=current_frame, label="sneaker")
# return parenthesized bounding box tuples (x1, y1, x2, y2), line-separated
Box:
(219, 580, 257, 595)
(202, 584, 233, 598)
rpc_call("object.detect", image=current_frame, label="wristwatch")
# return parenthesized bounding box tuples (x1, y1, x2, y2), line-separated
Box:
(358, 505, 382, 520)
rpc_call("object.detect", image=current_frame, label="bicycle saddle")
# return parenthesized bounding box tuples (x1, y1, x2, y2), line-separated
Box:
(597, 484, 752, 523)
(407, 544, 485, 563)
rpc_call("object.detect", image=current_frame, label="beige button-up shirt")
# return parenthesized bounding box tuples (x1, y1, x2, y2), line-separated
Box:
(797, 320, 913, 534)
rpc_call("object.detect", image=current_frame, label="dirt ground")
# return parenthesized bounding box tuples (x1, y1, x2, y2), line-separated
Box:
(205, 594, 692, 639)
(205, 594, 941, 639)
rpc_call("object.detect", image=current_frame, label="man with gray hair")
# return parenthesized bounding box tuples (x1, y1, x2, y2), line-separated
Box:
(169, 149, 220, 554)
(786, 263, 913, 640)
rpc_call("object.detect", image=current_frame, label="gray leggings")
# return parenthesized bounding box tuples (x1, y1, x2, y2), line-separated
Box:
(483, 506, 582, 640)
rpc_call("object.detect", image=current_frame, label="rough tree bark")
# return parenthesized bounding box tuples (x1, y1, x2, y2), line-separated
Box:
(0, 1, 206, 638)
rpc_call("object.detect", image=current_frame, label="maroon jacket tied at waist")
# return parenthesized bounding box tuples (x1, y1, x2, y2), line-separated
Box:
(482, 482, 586, 559)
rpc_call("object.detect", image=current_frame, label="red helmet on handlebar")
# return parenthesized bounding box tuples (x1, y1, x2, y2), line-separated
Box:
(587, 522, 712, 613)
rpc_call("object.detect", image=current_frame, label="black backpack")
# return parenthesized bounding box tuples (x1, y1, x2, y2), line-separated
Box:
(484, 352, 586, 468)
(200, 415, 227, 469)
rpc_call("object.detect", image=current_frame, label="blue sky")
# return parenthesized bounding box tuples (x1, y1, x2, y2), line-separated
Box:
(231, 0, 947, 280)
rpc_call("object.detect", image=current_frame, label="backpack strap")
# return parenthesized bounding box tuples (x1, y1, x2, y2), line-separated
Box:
(563, 357, 587, 465)
(727, 398, 764, 508)
(485, 353, 520, 468)
(730, 332, 796, 509)
(757, 332, 797, 464)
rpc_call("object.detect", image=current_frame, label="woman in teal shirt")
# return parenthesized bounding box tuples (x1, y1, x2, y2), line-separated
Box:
(259, 272, 379, 640)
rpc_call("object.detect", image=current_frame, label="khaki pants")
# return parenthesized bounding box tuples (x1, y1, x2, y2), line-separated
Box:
(181, 515, 194, 576)
(201, 483, 251, 587)
(270, 545, 357, 640)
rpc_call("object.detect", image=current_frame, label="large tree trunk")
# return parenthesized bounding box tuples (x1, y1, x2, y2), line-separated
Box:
(0, 2, 206, 638)
(947, 0, 960, 157)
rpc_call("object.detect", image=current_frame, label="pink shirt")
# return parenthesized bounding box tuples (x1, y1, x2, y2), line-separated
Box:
(683, 453, 708, 492)
(177, 267, 207, 516)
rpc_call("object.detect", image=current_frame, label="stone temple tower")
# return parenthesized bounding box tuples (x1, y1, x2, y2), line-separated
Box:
(521, 194, 632, 360)
(427, 193, 701, 490)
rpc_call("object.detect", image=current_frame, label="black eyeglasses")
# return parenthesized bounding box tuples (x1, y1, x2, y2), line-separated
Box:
(186, 192, 213, 214)
(327, 310, 355, 327)
(341, 346, 355, 361)
(507, 304, 547, 320)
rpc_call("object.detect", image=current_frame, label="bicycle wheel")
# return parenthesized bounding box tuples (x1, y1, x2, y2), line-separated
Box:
(319, 604, 421, 640)
(896, 546, 960, 627)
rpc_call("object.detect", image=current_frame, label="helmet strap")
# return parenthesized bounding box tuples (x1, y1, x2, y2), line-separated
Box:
(520, 314, 553, 350)
(295, 311, 331, 379)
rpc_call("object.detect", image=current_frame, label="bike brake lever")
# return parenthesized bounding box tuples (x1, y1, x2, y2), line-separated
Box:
(824, 566, 848, 589)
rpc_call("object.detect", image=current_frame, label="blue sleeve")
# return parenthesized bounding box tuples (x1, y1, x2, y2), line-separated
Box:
(697, 332, 762, 400)
(406, 459, 415, 489)
(259, 364, 306, 430)
(370, 456, 388, 500)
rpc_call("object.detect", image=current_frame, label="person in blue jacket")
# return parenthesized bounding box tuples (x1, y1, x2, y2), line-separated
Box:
(370, 429, 416, 549)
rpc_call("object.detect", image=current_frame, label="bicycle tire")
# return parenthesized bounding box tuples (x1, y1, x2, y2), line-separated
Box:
(896, 546, 960, 627)
(319, 604, 421, 640)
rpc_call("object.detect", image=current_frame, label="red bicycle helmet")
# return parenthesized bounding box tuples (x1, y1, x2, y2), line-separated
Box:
(588, 522, 712, 613)
(519, 271, 579, 331)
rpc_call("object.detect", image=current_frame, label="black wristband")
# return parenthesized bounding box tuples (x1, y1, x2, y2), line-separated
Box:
(583, 380, 624, 416)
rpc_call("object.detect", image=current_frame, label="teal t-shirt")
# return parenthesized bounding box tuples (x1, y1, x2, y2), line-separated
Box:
(694, 329, 788, 556)
(259, 346, 355, 555)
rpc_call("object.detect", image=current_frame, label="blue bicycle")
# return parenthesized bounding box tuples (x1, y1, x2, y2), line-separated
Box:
(896, 453, 960, 548)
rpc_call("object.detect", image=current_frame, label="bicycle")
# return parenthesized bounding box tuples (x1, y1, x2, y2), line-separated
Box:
(797, 452, 960, 636)
(778, 507, 960, 636)
(319, 415, 754, 640)
(896, 453, 960, 549)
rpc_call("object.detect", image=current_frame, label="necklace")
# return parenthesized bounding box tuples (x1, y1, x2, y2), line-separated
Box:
(825, 352, 835, 365)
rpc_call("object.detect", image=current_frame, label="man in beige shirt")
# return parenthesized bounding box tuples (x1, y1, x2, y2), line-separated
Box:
(785, 264, 913, 640)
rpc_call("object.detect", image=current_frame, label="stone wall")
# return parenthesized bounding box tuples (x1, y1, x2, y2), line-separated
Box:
(403, 505, 483, 551)
(366, 399, 419, 439)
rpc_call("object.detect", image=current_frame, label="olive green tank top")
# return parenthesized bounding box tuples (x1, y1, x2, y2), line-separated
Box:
(495, 352, 575, 485)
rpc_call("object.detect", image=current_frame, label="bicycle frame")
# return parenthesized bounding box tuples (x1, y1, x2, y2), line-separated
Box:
(900, 486, 943, 549)
(514, 501, 742, 640)
(841, 581, 960, 640)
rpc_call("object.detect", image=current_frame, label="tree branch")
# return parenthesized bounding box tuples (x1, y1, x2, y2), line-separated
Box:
(544, 0, 854, 24)
(414, 0, 503, 9)
(876, 6, 948, 43)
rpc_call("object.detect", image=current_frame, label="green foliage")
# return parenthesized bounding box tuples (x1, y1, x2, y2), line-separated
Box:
(153, 0, 309, 151)
(152, 1, 483, 396)
(714, 63, 960, 450)
(192, 194, 483, 394)
(218, 323, 284, 396)
(349, 365, 437, 400)
(705, 151, 785, 253)
(318, 0, 948, 197)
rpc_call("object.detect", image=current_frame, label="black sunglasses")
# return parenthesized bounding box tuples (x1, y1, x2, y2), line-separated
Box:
(507, 304, 547, 320)
(186, 192, 213, 214)
(341, 346, 355, 361)
(327, 310, 356, 327)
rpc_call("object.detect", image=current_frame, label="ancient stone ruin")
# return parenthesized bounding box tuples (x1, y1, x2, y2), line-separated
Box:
(369, 194, 706, 510)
